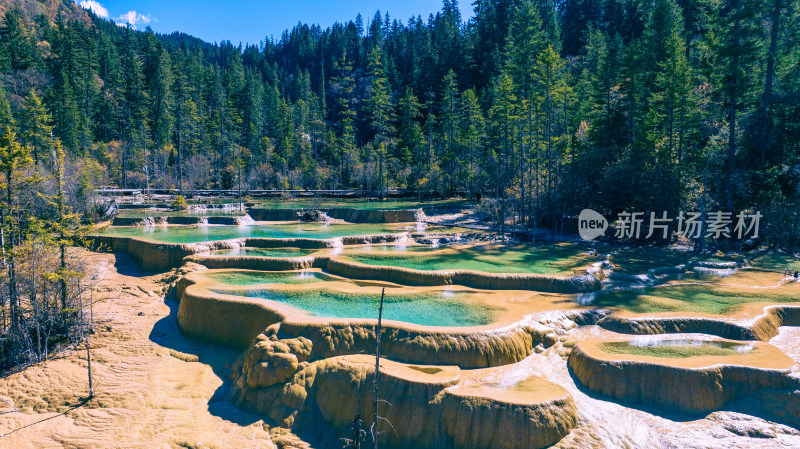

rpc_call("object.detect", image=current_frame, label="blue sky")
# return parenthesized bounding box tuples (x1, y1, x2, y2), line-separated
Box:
(76, 1, 473, 46)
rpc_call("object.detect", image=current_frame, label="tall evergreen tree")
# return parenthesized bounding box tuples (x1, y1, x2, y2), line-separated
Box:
(364, 45, 394, 198)
(0, 85, 15, 132)
(458, 88, 485, 197)
(712, 0, 762, 211)
(149, 48, 175, 149)
(20, 90, 54, 169)
(396, 86, 425, 187)
(439, 70, 459, 193)
(0, 9, 37, 71)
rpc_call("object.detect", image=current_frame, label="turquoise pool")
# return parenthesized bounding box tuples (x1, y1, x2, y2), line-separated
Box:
(341, 243, 596, 275)
(215, 287, 497, 327)
(205, 271, 333, 286)
(117, 209, 246, 218)
(98, 223, 408, 244)
(252, 198, 473, 211)
(208, 247, 320, 258)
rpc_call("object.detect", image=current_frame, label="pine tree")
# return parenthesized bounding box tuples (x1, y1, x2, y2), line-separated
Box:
(364, 45, 394, 199)
(648, 0, 695, 179)
(0, 0, 796, 245)
(758, 0, 784, 166)
(0, 129, 33, 338)
(471, 0, 516, 88)
(458, 88, 485, 197)
(119, 28, 148, 189)
(0, 9, 38, 71)
(20, 89, 54, 169)
(711, 0, 762, 211)
(71, 24, 99, 156)
(533, 44, 568, 228)
(488, 73, 519, 234)
(507, 0, 546, 225)
(433, 0, 463, 83)
(0, 85, 15, 133)
(330, 53, 358, 186)
(489, 73, 518, 200)
(149, 48, 174, 149)
(439, 70, 459, 194)
(95, 33, 121, 143)
(52, 70, 81, 153)
(539, 0, 562, 52)
(561, 0, 604, 56)
(636, 0, 690, 169)
(396, 86, 424, 166)
(582, 28, 621, 151)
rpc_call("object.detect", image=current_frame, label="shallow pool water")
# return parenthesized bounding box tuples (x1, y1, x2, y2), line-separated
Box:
(587, 283, 799, 314)
(600, 246, 743, 275)
(341, 243, 595, 275)
(216, 287, 497, 327)
(252, 198, 473, 211)
(205, 271, 333, 285)
(98, 223, 410, 243)
(208, 247, 319, 258)
(599, 339, 753, 358)
(117, 209, 246, 218)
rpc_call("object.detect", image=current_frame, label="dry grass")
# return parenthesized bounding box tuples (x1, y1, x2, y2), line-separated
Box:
(168, 349, 200, 363)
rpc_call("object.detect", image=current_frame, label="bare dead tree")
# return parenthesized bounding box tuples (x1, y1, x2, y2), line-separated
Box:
(371, 288, 384, 449)
(77, 276, 93, 398)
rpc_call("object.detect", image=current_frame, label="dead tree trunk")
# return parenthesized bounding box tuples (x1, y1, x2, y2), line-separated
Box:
(372, 288, 384, 449)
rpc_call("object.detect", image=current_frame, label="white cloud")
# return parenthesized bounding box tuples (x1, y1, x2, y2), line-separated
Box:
(115, 10, 152, 28)
(78, 0, 109, 18)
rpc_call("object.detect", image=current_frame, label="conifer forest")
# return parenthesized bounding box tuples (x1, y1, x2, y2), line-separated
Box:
(0, 0, 799, 373)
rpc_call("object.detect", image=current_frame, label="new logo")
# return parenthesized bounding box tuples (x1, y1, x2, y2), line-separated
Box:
(578, 209, 608, 241)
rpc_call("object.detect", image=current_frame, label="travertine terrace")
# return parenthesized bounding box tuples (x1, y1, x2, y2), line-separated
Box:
(10, 204, 800, 448)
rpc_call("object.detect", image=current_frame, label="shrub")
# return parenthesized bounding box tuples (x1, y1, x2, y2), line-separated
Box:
(171, 195, 188, 211)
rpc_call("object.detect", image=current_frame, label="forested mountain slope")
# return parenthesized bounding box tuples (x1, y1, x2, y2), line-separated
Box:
(0, 0, 798, 244)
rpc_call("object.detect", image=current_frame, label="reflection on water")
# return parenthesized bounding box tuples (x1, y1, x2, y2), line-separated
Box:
(120, 204, 246, 217)
(100, 223, 411, 243)
(600, 336, 754, 358)
(206, 270, 333, 285)
(210, 247, 318, 258)
(627, 335, 753, 353)
(101, 222, 475, 244)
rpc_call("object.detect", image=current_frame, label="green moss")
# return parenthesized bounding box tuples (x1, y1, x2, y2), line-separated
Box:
(746, 253, 800, 272)
(599, 340, 750, 358)
(591, 283, 799, 315)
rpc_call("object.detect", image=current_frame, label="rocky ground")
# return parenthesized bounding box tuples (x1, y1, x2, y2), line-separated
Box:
(0, 251, 286, 448)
